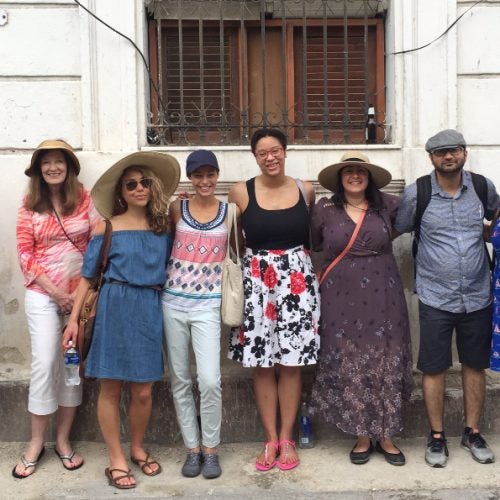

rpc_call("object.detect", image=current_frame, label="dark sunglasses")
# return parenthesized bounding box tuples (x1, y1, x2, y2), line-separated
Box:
(124, 178, 152, 191)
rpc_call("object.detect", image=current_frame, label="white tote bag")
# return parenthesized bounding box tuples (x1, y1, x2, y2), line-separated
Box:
(221, 203, 244, 327)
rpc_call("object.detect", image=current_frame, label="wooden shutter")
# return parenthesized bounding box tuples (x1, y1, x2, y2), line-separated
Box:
(160, 25, 239, 143)
(293, 22, 383, 143)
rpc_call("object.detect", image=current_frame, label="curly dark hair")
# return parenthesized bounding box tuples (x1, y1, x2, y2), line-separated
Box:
(250, 128, 287, 155)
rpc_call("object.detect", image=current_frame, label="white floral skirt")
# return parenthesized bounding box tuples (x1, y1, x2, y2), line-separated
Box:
(228, 245, 320, 367)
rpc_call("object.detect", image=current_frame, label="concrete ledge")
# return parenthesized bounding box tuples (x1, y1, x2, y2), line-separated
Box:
(2, 367, 500, 443)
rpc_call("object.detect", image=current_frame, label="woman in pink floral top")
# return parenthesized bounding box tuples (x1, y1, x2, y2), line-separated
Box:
(13, 140, 98, 479)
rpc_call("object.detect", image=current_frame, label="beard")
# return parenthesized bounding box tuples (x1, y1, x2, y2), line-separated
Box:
(431, 156, 466, 176)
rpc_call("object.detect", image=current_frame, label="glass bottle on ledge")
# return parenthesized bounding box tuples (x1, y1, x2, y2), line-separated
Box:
(365, 105, 377, 144)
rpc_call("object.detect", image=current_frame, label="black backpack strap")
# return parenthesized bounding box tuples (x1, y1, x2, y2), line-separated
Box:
(469, 172, 495, 270)
(470, 172, 492, 220)
(412, 175, 432, 259)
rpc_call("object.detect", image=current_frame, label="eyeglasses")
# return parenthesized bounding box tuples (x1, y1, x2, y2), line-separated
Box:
(255, 146, 284, 160)
(124, 178, 152, 191)
(431, 147, 464, 157)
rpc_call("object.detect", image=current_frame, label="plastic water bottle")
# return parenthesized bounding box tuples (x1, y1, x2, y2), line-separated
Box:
(64, 341, 81, 386)
(298, 400, 314, 448)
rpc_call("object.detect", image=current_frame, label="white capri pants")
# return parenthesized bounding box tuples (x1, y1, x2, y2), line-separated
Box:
(163, 305, 222, 449)
(25, 289, 82, 415)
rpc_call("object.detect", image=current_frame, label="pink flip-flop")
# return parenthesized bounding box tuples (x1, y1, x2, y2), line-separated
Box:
(255, 441, 280, 471)
(277, 439, 300, 471)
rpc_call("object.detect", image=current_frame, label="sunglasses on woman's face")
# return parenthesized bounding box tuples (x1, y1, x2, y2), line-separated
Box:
(124, 178, 152, 191)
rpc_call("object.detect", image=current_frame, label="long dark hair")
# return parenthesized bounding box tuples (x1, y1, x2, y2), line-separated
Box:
(332, 169, 384, 211)
(24, 149, 82, 215)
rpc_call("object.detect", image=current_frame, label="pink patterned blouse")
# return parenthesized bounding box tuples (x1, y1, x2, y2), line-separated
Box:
(16, 189, 100, 296)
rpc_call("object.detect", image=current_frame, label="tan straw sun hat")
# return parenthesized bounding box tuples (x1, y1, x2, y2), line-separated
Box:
(91, 151, 181, 219)
(25, 139, 80, 177)
(318, 151, 392, 192)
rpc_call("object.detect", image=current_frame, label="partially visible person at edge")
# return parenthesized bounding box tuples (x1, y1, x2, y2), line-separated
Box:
(162, 150, 234, 480)
(228, 128, 320, 472)
(13, 140, 99, 479)
(395, 129, 499, 467)
(309, 151, 413, 467)
(63, 152, 180, 489)
(490, 209, 500, 373)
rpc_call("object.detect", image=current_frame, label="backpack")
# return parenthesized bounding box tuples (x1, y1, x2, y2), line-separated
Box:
(412, 172, 493, 268)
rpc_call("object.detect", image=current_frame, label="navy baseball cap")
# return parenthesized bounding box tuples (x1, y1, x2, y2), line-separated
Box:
(186, 149, 220, 176)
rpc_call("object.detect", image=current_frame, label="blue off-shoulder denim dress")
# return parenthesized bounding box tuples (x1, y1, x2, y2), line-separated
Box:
(82, 230, 171, 382)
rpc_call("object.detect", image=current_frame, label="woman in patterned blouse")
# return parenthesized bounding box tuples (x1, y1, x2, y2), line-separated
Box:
(13, 140, 98, 479)
(162, 150, 233, 480)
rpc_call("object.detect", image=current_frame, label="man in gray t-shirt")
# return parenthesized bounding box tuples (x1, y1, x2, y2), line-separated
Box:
(395, 129, 499, 468)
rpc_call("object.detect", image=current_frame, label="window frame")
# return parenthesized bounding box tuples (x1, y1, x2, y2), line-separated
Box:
(148, 16, 385, 145)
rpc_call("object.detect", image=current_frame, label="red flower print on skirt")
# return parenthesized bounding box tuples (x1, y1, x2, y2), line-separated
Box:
(265, 302, 277, 321)
(269, 249, 285, 255)
(239, 327, 245, 345)
(251, 257, 260, 277)
(290, 271, 306, 295)
(263, 264, 277, 288)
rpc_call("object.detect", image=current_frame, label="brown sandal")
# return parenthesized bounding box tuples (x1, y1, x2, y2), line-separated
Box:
(104, 467, 136, 489)
(131, 452, 162, 477)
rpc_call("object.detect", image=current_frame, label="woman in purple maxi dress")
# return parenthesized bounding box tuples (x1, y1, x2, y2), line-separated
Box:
(310, 152, 413, 466)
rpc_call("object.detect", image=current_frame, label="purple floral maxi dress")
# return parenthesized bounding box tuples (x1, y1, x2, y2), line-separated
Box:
(310, 193, 413, 439)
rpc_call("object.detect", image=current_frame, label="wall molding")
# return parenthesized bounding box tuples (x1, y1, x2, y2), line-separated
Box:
(175, 179, 406, 198)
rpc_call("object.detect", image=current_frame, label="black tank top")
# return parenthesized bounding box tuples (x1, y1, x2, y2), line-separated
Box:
(241, 177, 309, 250)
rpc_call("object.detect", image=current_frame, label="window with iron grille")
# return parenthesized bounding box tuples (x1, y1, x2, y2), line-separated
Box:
(146, 0, 387, 146)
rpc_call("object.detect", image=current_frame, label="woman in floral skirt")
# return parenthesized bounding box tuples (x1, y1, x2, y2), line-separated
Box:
(228, 128, 320, 471)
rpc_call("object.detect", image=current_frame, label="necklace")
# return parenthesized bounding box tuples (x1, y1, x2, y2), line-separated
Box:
(346, 200, 368, 210)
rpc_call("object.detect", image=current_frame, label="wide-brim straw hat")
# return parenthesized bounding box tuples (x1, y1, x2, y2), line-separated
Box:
(91, 151, 181, 219)
(25, 139, 80, 177)
(318, 151, 391, 191)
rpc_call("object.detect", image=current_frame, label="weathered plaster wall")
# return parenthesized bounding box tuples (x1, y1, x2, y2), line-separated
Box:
(1, 0, 500, 379)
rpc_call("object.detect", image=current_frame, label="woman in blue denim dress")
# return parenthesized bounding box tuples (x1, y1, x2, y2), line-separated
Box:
(63, 152, 179, 489)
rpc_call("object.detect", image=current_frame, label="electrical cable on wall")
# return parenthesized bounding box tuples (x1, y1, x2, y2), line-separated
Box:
(73, 0, 487, 144)
(390, 0, 485, 55)
(72, 0, 166, 143)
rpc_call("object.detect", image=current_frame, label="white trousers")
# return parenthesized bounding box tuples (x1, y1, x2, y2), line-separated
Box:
(25, 290, 82, 415)
(163, 306, 222, 449)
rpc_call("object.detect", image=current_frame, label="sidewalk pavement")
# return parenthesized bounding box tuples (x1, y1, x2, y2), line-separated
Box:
(3, 435, 500, 499)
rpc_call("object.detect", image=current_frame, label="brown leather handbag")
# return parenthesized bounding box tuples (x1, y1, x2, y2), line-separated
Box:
(77, 219, 112, 375)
